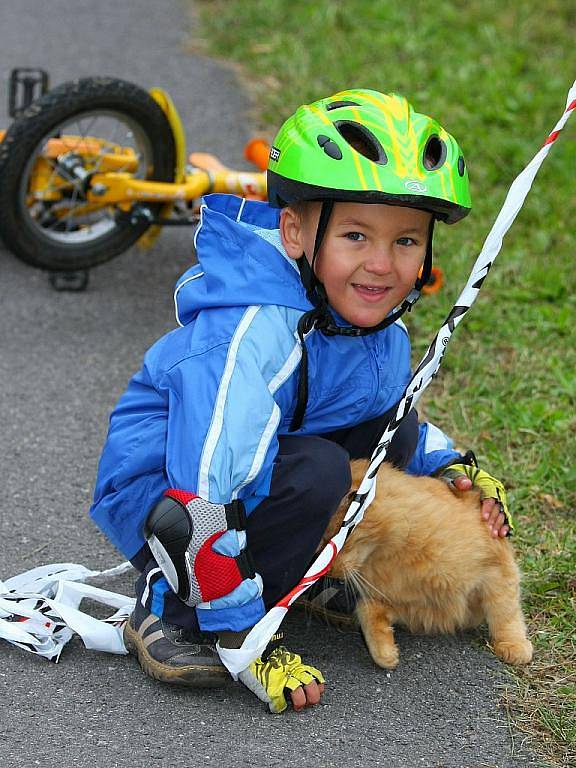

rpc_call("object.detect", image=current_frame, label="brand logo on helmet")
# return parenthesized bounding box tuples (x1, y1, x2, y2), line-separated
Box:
(405, 180, 428, 193)
(270, 146, 281, 162)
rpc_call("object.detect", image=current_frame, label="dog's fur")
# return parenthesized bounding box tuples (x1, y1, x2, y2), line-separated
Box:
(325, 460, 533, 669)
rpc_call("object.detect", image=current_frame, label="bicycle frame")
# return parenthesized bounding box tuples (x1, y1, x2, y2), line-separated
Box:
(0, 86, 268, 212)
(86, 166, 267, 208)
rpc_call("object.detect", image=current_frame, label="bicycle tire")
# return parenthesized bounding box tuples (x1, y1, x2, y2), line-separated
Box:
(0, 77, 176, 271)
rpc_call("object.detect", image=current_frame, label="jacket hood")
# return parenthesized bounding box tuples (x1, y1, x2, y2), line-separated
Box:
(174, 194, 311, 326)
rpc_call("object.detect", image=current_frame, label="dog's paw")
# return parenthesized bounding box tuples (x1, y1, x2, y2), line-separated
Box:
(493, 638, 533, 665)
(367, 639, 400, 669)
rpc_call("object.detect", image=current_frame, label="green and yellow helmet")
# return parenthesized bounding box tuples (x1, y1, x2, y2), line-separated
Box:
(267, 88, 471, 223)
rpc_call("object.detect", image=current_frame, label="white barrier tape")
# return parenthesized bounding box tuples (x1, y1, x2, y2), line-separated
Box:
(0, 562, 134, 661)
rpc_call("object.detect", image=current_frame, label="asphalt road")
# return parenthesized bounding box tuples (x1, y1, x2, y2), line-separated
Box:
(0, 2, 542, 767)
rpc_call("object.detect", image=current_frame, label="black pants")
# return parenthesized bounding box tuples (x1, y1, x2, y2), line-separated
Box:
(134, 407, 419, 632)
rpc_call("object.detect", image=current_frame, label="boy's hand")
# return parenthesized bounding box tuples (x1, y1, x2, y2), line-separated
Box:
(238, 646, 325, 713)
(289, 679, 325, 712)
(440, 463, 513, 537)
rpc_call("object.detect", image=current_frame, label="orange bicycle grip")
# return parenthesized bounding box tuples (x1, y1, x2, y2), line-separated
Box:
(245, 138, 271, 171)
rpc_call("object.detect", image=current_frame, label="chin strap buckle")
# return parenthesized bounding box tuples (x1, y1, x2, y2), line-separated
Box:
(404, 288, 422, 312)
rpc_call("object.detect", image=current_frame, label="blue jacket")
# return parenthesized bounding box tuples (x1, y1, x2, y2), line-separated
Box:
(90, 194, 459, 631)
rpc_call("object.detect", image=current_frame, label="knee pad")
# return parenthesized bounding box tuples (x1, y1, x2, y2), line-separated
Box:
(144, 491, 256, 607)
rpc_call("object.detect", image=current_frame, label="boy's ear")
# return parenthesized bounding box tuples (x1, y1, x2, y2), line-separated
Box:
(279, 207, 305, 260)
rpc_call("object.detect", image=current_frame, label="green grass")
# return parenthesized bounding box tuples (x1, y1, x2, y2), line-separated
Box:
(195, 1, 575, 763)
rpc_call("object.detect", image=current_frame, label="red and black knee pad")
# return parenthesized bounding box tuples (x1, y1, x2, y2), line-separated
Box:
(144, 490, 256, 606)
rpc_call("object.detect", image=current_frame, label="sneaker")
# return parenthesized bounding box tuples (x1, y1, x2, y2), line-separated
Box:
(295, 576, 359, 626)
(123, 600, 229, 687)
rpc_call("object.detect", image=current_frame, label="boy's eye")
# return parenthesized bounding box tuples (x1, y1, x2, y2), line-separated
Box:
(345, 231, 365, 242)
(396, 237, 417, 246)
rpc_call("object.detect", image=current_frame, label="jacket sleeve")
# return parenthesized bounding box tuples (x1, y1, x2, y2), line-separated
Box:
(405, 421, 461, 477)
(161, 305, 301, 512)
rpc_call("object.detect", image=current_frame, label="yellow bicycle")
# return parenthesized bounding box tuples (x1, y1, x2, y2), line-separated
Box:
(0, 70, 443, 293)
(0, 71, 268, 274)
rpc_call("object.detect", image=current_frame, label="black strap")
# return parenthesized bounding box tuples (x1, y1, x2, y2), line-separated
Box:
(261, 630, 286, 661)
(414, 218, 435, 291)
(235, 548, 257, 580)
(225, 499, 256, 578)
(224, 499, 248, 530)
(461, 450, 478, 467)
(434, 449, 479, 476)
(296, 199, 334, 299)
(289, 307, 322, 431)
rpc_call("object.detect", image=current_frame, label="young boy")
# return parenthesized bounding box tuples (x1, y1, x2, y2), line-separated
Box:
(90, 89, 511, 714)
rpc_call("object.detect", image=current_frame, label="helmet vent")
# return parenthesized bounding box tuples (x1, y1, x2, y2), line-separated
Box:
(326, 100, 360, 111)
(333, 121, 388, 165)
(423, 136, 447, 171)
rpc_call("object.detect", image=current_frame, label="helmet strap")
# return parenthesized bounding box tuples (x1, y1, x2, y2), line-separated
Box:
(415, 218, 435, 291)
(296, 199, 334, 297)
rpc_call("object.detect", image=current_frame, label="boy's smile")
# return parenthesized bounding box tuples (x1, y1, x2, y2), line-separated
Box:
(281, 201, 432, 328)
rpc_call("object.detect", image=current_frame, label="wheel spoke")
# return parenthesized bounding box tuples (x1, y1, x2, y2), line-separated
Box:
(41, 153, 64, 194)
(22, 110, 152, 244)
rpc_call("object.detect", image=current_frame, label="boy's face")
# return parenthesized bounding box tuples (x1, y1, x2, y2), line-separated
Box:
(280, 201, 432, 328)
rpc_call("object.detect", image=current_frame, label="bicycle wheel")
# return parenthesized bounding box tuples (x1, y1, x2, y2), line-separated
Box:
(0, 77, 176, 271)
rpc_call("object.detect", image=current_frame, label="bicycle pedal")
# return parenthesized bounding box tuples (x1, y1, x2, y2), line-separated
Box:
(8, 68, 50, 118)
(8, 67, 49, 118)
(48, 270, 90, 292)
